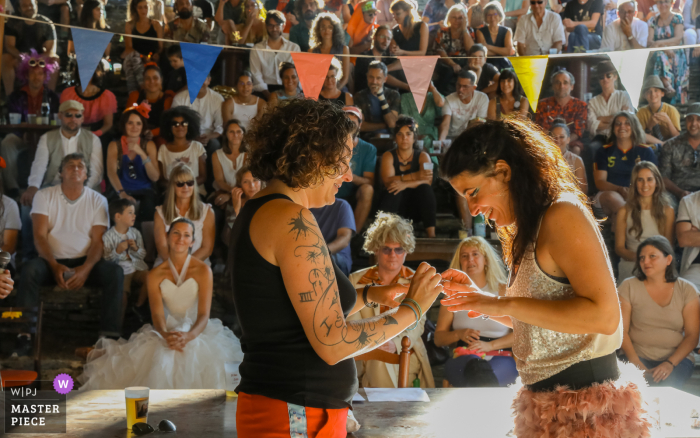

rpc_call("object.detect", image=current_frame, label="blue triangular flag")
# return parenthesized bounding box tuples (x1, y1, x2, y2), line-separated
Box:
(181, 43, 223, 104)
(72, 28, 114, 93)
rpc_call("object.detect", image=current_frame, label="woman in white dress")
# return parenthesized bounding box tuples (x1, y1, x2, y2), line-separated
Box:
(615, 161, 674, 284)
(78, 217, 243, 390)
(154, 163, 215, 266)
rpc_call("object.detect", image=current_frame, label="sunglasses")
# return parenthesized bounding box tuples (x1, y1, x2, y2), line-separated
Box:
(131, 419, 176, 436)
(175, 180, 195, 188)
(172, 121, 189, 128)
(600, 72, 616, 80)
(381, 246, 406, 255)
(63, 113, 83, 119)
(28, 59, 46, 68)
(127, 162, 138, 180)
(530, 1, 544, 4)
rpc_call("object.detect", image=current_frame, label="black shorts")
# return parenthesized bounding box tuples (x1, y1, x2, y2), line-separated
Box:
(526, 352, 620, 393)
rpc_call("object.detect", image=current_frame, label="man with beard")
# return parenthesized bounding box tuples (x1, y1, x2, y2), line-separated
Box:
(249, 11, 300, 99)
(353, 25, 408, 93)
(534, 70, 587, 152)
(354, 61, 400, 138)
(289, 0, 321, 52)
(439, 70, 488, 140)
(660, 104, 700, 208)
(167, 0, 211, 43)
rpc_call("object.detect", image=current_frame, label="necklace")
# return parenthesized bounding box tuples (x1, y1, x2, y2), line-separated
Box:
(397, 149, 413, 165)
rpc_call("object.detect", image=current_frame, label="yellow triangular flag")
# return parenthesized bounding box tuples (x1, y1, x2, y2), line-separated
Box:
(606, 50, 651, 109)
(510, 55, 549, 113)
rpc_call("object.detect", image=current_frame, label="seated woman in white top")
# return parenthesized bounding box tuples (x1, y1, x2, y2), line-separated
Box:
(154, 163, 215, 266)
(347, 212, 435, 388)
(78, 217, 243, 390)
(435, 236, 518, 387)
(222, 71, 267, 130)
(615, 161, 674, 284)
(550, 119, 587, 195)
(210, 119, 247, 209)
(0, 171, 21, 269)
(619, 236, 699, 389)
(157, 106, 207, 195)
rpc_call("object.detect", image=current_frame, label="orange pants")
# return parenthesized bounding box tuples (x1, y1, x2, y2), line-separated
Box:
(236, 392, 348, 438)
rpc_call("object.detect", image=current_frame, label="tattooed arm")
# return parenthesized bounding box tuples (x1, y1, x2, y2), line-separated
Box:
(273, 205, 443, 365)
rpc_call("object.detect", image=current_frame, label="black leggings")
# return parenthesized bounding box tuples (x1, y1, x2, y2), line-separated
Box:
(379, 183, 436, 228)
(526, 353, 620, 392)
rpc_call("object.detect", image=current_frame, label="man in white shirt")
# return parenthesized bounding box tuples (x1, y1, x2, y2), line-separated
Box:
(249, 11, 300, 100)
(439, 70, 489, 140)
(600, 0, 648, 51)
(676, 191, 700, 290)
(514, 0, 565, 56)
(587, 61, 635, 146)
(172, 74, 224, 155)
(15, 153, 122, 355)
(19, 100, 103, 261)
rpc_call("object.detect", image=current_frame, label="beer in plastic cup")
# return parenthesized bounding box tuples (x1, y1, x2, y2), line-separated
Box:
(125, 386, 149, 430)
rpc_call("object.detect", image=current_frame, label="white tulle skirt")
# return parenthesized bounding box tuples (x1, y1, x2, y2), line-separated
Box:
(77, 316, 244, 390)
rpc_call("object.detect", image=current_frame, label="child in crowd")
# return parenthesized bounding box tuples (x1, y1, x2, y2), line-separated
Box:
(103, 199, 149, 323)
(165, 45, 187, 94)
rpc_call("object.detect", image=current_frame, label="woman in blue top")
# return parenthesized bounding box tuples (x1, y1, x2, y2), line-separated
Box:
(106, 104, 161, 227)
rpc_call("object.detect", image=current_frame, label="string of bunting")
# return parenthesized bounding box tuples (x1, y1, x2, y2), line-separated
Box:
(1, 12, 669, 110)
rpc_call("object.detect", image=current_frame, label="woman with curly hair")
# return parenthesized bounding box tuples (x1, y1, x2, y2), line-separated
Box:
(390, 0, 429, 56)
(106, 104, 160, 227)
(348, 211, 435, 389)
(439, 118, 650, 437)
(615, 161, 674, 284)
(435, 236, 517, 388)
(157, 106, 206, 194)
(229, 99, 444, 437)
(309, 12, 350, 91)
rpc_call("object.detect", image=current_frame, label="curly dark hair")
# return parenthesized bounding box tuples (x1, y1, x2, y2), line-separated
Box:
(633, 236, 678, 283)
(160, 106, 202, 142)
(440, 118, 589, 268)
(309, 12, 345, 53)
(246, 99, 354, 189)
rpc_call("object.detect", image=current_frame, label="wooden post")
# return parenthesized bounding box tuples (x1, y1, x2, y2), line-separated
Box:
(398, 336, 412, 388)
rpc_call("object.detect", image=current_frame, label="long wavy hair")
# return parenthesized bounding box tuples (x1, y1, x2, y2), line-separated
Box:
(607, 112, 646, 146)
(440, 118, 589, 268)
(309, 12, 345, 52)
(390, 0, 421, 39)
(127, 0, 150, 22)
(448, 236, 507, 292)
(162, 163, 205, 224)
(625, 161, 668, 240)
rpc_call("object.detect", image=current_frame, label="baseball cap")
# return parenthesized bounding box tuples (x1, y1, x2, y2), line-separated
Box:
(59, 100, 85, 113)
(344, 106, 363, 122)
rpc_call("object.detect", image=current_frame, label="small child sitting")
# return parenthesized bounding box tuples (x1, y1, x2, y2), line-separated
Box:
(103, 199, 149, 323)
(165, 45, 187, 94)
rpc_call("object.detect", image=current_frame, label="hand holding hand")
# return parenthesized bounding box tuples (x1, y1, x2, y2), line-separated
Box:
(405, 262, 443, 311)
(51, 263, 71, 289)
(164, 331, 190, 352)
(367, 283, 408, 309)
(116, 240, 130, 254)
(128, 239, 139, 251)
(459, 328, 480, 344)
(66, 264, 91, 290)
(386, 180, 406, 194)
(440, 269, 505, 316)
(468, 339, 493, 354)
(0, 271, 14, 299)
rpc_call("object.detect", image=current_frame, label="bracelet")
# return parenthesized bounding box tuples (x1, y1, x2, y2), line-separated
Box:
(399, 303, 420, 331)
(143, 157, 151, 165)
(362, 284, 378, 308)
(403, 298, 423, 321)
(664, 359, 676, 368)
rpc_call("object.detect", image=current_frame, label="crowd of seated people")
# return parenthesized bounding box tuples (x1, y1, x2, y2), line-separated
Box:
(4, 0, 700, 395)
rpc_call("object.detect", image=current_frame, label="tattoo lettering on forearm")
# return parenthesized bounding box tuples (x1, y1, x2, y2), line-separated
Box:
(290, 210, 392, 352)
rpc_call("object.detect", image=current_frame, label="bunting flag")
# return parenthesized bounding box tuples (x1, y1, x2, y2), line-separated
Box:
(71, 28, 114, 93)
(291, 52, 334, 100)
(181, 42, 223, 104)
(606, 50, 651, 109)
(399, 56, 439, 111)
(510, 55, 549, 113)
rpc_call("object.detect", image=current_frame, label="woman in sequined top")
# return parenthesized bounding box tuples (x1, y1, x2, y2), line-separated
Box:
(437, 118, 650, 437)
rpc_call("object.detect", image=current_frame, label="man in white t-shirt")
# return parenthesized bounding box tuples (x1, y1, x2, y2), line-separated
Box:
(514, 0, 565, 56)
(600, 0, 648, 51)
(15, 153, 123, 355)
(676, 191, 700, 290)
(439, 70, 489, 140)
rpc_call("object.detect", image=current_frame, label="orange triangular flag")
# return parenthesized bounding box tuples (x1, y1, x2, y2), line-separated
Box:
(291, 52, 334, 100)
(399, 56, 439, 111)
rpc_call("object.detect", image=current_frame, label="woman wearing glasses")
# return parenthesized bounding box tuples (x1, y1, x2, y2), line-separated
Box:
(347, 212, 435, 389)
(433, 3, 475, 95)
(106, 105, 160, 228)
(157, 106, 207, 195)
(439, 118, 650, 436)
(475, 1, 514, 72)
(154, 163, 215, 266)
(648, 0, 689, 104)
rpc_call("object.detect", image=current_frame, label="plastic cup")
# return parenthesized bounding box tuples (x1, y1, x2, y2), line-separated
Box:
(125, 387, 149, 430)
(224, 361, 241, 398)
(27, 114, 37, 124)
(8, 113, 21, 124)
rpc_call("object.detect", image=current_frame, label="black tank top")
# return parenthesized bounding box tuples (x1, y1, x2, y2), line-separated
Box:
(391, 147, 420, 176)
(319, 92, 346, 107)
(229, 193, 358, 409)
(132, 22, 160, 56)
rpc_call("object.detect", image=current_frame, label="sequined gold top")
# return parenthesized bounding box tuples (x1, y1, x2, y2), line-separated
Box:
(506, 212, 622, 385)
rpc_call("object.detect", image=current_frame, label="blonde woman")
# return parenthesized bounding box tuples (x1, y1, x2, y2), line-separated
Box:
(435, 236, 517, 387)
(615, 161, 674, 284)
(347, 212, 435, 389)
(154, 163, 215, 266)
